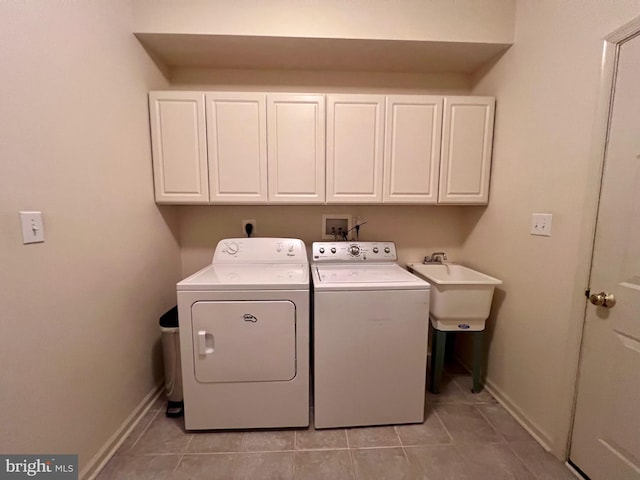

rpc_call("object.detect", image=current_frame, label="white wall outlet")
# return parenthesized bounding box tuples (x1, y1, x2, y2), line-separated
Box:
(242, 219, 257, 237)
(322, 214, 352, 240)
(20, 211, 45, 244)
(531, 213, 552, 236)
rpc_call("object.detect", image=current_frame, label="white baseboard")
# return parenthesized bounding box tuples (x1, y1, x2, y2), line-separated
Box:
(565, 461, 587, 479)
(480, 375, 553, 450)
(80, 384, 163, 480)
(453, 355, 554, 452)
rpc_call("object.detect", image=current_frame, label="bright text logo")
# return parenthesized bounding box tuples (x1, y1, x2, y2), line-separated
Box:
(0, 455, 77, 479)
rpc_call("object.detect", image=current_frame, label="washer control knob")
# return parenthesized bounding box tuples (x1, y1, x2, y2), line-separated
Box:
(226, 242, 239, 255)
(384, 246, 391, 254)
(331, 247, 337, 254)
(288, 244, 294, 252)
(373, 247, 379, 254)
(349, 245, 360, 256)
(319, 247, 325, 254)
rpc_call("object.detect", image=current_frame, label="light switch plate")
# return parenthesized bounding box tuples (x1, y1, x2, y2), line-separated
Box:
(531, 213, 552, 236)
(20, 211, 45, 244)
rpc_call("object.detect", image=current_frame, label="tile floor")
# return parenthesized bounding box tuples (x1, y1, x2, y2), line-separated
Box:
(97, 367, 577, 480)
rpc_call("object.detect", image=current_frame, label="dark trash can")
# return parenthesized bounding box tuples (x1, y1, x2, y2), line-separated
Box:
(159, 306, 183, 417)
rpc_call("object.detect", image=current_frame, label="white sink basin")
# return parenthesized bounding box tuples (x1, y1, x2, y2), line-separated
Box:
(407, 263, 502, 331)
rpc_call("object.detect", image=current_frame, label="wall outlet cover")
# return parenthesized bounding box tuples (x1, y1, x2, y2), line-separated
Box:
(531, 213, 552, 236)
(242, 219, 257, 237)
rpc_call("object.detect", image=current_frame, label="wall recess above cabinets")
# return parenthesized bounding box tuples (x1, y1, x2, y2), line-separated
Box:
(148, 91, 494, 206)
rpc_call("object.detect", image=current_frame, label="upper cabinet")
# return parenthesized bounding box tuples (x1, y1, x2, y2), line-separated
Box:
(267, 94, 325, 204)
(206, 93, 268, 203)
(439, 96, 495, 204)
(150, 91, 325, 204)
(326, 95, 385, 204)
(148, 91, 495, 206)
(149, 91, 209, 204)
(383, 95, 443, 204)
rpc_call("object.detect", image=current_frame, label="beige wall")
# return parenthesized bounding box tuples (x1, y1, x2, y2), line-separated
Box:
(4, 0, 638, 472)
(461, 0, 640, 457)
(170, 69, 471, 93)
(179, 205, 472, 277)
(171, 69, 475, 276)
(0, 1, 181, 475)
(132, 0, 515, 43)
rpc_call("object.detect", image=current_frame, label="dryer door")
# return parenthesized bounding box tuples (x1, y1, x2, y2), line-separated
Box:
(191, 300, 296, 383)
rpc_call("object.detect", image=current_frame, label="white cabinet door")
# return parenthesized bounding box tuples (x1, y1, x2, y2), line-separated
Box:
(383, 95, 443, 204)
(267, 94, 325, 203)
(439, 96, 495, 204)
(206, 93, 268, 203)
(327, 94, 385, 204)
(149, 91, 209, 204)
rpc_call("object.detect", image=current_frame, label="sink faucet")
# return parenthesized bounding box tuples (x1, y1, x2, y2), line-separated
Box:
(423, 252, 448, 264)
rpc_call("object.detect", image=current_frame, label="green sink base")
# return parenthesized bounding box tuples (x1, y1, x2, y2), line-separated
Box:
(429, 327, 484, 394)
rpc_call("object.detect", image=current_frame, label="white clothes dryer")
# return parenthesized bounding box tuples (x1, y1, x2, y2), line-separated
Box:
(311, 242, 430, 429)
(177, 238, 309, 430)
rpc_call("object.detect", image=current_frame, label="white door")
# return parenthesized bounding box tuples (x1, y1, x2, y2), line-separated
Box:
(326, 94, 385, 203)
(383, 95, 443, 204)
(206, 92, 268, 203)
(569, 31, 640, 479)
(148, 91, 209, 204)
(267, 94, 325, 203)
(439, 96, 495, 204)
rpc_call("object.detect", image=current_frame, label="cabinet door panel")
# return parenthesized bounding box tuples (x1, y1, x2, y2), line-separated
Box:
(327, 95, 385, 203)
(206, 93, 268, 203)
(149, 92, 208, 204)
(267, 94, 325, 203)
(384, 96, 443, 204)
(439, 97, 495, 204)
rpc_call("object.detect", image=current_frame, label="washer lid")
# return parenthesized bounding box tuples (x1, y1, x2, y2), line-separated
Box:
(312, 264, 429, 291)
(178, 263, 309, 291)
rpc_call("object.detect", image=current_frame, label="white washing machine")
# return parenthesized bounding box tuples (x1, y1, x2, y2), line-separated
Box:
(177, 238, 309, 430)
(311, 242, 430, 429)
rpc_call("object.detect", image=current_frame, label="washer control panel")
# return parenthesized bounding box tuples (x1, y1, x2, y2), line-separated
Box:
(312, 242, 397, 262)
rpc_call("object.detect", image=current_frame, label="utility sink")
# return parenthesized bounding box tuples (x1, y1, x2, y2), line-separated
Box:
(407, 263, 502, 331)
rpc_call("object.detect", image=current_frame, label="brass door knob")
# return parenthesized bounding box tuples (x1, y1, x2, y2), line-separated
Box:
(589, 292, 616, 308)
